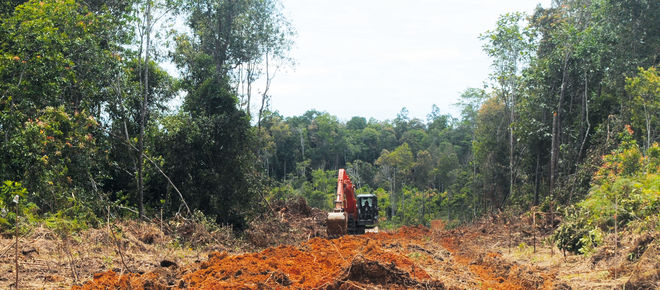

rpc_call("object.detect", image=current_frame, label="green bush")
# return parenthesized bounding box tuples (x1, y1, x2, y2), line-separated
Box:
(0, 181, 39, 233)
(553, 206, 590, 254)
(43, 197, 99, 236)
(554, 137, 660, 254)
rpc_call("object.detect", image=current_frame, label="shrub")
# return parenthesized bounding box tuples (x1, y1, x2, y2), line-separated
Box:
(554, 135, 659, 254)
(0, 181, 39, 234)
(553, 206, 590, 254)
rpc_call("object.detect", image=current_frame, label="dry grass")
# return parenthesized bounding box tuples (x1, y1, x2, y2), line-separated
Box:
(0, 218, 243, 289)
(1, 207, 656, 289)
(0, 198, 329, 289)
(468, 212, 658, 289)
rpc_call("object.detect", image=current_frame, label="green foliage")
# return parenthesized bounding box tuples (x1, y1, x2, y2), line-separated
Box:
(3, 106, 102, 212)
(0, 0, 123, 230)
(155, 103, 255, 228)
(578, 227, 604, 256)
(0, 0, 120, 114)
(473, 97, 508, 209)
(269, 183, 296, 202)
(554, 137, 660, 254)
(554, 210, 605, 256)
(1, 0, 658, 238)
(480, 11, 534, 100)
(625, 66, 660, 150)
(43, 205, 96, 236)
(307, 169, 337, 210)
(582, 141, 659, 228)
(371, 187, 389, 220)
(268, 169, 338, 210)
(0, 181, 39, 233)
(553, 205, 590, 254)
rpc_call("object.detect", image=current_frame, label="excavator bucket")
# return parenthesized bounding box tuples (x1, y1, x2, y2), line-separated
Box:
(327, 212, 347, 237)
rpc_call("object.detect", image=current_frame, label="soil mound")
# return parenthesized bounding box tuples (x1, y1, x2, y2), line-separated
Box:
(245, 197, 327, 247)
(75, 226, 443, 289)
(73, 271, 166, 290)
(329, 255, 446, 289)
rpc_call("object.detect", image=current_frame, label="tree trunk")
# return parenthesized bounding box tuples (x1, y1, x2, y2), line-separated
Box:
(534, 149, 540, 205)
(390, 168, 395, 219)
(578, 72, 590, 164)
(258, 52, 272, 130)
(508, 89, 514, 205)
(246, 62, 253, 119)
(550, 52, 570, 196)
(138, 0, 152, 219)
(550, 112, 558, 195)
(422, 191, 426, 224)
(214, 2, 234, 84)
(643, 103, 650, 151)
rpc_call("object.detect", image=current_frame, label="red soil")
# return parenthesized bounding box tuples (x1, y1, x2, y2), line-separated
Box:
(75, 226, 440, 289)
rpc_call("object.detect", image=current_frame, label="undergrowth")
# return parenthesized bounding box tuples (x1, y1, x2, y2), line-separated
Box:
(553, 129, 659, 254)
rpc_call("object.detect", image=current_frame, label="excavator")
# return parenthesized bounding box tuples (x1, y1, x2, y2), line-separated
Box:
(327, 169, 378, 236)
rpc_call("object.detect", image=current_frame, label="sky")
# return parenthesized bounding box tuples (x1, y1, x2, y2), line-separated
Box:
(264, 0, 551, 122)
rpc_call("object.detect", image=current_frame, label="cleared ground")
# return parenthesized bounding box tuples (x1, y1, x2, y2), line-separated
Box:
(1, 200, 657, 289)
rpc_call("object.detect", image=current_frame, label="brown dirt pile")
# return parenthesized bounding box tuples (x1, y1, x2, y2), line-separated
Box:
(244, 197, 328, 248)
(10, 206, 654, 289)
(74, 226, 445, 289)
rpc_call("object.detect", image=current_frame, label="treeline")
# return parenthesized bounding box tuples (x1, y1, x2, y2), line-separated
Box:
(0, 0, 658, 238)
(259, 104, 481, 225)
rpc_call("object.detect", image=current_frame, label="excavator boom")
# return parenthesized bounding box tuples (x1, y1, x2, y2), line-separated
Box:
(327, 169, 354, 236)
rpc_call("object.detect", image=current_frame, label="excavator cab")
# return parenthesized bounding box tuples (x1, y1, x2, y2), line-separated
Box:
(356, 194, 378, 232)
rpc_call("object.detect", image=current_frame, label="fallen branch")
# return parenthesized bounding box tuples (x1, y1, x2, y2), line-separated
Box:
(109, 224, 133, 275)
(0, 226, 36, 259)
(258, 189, 277, 217)
(60, 238, 79, 283)
(342, 281, 367, 290)
(332, 242, 345, 262)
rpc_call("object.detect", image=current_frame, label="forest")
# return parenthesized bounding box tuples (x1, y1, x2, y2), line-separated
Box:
(0, 0, 658, 284)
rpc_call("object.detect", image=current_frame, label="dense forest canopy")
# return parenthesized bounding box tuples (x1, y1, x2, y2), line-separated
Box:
(0, 0, 658, 254)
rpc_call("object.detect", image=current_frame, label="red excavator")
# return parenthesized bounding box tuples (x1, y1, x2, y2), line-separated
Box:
(327, 169, 378, 236)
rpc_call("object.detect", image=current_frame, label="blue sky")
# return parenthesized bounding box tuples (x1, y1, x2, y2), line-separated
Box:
(266, 0, 551, 122)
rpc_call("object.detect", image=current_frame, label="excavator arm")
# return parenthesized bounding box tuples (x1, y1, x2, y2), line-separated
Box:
(327, 169, 357, 236)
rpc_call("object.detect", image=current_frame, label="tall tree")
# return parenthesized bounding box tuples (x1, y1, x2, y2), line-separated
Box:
(376, 143, 413, 220)
(137, 0, 153, 219)
(473, 97, 509, 211)
(0, 0, 126, 215)
(626, 67, 660, 151)
(176, 0, 293, 120)
(166, 0, 292, 226)
(480, 12, 534, 205)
